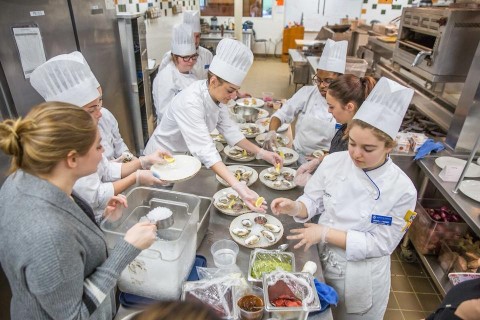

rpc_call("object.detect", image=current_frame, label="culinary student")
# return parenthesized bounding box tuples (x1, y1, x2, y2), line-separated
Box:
(30, 52, 171, 222)
(153, 23, 198, 125)
(271, 78, 417, 319)
(159, 10, 212, 80)
(145, 39, 283, 212)
(295, 74, 377, 186)
(265, 39, 348, 163)
(0, 102, 157, 319)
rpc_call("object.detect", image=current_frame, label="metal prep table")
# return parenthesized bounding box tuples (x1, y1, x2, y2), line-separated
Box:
(288, 49, 310, 91)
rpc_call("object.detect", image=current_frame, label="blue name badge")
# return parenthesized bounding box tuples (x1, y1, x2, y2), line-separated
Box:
(204, 64, 210, 70)
(371, 214, 392, 226)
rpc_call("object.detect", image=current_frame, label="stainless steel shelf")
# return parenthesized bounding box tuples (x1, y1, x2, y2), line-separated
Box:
(417, 157, 480, 235)
(411, 240, 452, 296)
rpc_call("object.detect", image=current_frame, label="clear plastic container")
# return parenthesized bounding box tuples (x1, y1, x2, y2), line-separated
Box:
(248, 249, 295, 282)
(438, 241, 459, 273)
(100, 187, 200, 300)
(409, 199, 468, 255)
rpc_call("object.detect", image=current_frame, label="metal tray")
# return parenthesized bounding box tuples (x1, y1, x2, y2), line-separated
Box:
(197, 196, 213, 249)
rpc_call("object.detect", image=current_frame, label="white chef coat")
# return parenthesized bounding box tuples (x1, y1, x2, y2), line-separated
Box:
(272, 85, 335, 162)
(296, 151, 417, 319)
(73, 155, 122, 222)
(159, 46, 213, 80)
(144, 80, 244, 168)
(98, 107, 129, 160)
(152, 61, 197, 124)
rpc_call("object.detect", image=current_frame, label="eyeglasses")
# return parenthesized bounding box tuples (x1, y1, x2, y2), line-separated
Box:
(312, 75, 335, 85)
(179, 53, 199, 62)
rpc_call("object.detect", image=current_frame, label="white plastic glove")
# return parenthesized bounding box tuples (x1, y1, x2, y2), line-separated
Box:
(103, 194, 127, 221)
(257, 148, 284, 168)
(124, 221, 157, 250)
(293, 173, 312, 187)
(296, 158, 321, 175)
(139, 148, 173, 169)
(114, 151, 134, 163)
(287, 223, 330, 252)
(261, 130, 278, 152)
(136, 170, 169, 186)
(232, 181, 266, 213)
(270, 198, 302, 217)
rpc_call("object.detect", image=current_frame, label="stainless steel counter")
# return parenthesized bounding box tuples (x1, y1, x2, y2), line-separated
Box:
(173, 167, 333, 320)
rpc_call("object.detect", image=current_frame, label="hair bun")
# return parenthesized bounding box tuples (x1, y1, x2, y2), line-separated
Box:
(0, 119, 23, 157)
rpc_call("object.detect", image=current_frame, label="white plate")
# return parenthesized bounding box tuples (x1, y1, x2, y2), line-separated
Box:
(448, 272, 480, 286)
(275, 147, 299, 166)
(215, 141, 224, 153)
(435, 156, 480, 178)
(257, 109, 269, 119)
(210, 129, 226, 144)
(259, 167, 297, 191)
(309, 149, 326, 159)
(255, 118, 290, 132)
(239, 123, 266, 138)
(255, 133, 290, 147)
(459, 180, 480, 202)
(213, 187, 252, 216)
(225, 99, 237, 107)
(216, 165, 258, 187)
(224, 145, 256, 162)
(229, 212, 284, 248)
(150, 155, 201, 182)
(236, 97, 265, 108)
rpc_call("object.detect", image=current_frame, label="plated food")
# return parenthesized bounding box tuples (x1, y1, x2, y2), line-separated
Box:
(239, 123, 265, 138)
(310, 149, 325, 159)
(224, 146, 256, 162)
(274, 147, 299, 166)
(229, 212, 284, 248)
(259, 167, 296, 190)
(255, 117, 290, 132)
(210, 129, 226, 144)
(150, 155, 201, 182)
(236, 97, 265, 108)
(255, 133, 290, 147)
(213, 188, 251, 216)
(216, 165, 258, 187)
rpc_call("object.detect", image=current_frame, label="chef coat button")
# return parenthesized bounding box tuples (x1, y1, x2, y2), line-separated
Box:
(329, 219, 334, 223)
(361, 213, 366, 218)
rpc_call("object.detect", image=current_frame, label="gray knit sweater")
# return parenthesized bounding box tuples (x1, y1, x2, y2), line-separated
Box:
(0, 170, 140, 319)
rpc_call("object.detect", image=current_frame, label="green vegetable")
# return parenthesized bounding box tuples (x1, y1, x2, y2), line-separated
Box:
(250, 253, 293, 279)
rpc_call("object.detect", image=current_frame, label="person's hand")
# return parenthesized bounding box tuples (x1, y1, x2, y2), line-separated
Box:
(270, 198, 302, 217)
(114, 151, 134, 163)
(232, 181, 266, 213)
(257, 148, 283, 168)
(136, 170, 169, 186)
(261, 130, 278, 152)
(454, 298, 480, 320)
(124, 221, 157, 250)
(287, 223, 330, 252)
(293, 173, 312, 187)
(139, 148, 173, 169)
(296, 158, 321, 175)
(103, 194, 127, 221)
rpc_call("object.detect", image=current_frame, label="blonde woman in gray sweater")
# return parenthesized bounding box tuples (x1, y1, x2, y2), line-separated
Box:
(0, 102, 157, 319)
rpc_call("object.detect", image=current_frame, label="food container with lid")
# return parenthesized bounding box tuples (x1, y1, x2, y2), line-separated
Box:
(248, 248, 295, 282)
(100, 187, 200, 300)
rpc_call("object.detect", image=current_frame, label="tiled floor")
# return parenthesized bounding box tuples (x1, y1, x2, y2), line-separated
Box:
(245, 56, 445, 320)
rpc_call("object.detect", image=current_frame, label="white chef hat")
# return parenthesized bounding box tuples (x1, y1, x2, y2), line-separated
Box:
(30, 51, 100, 107)
(171, 24, 196, 56)
(317, 39, 348, 74)
(209, 39, 253, 86)
(353, 77, 414, 139)
(183, 10, 201, 33)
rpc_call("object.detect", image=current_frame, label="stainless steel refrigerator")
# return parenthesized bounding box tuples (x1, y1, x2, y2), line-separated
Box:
(0, 0, 136, 151)
(0, 1, 138, 316)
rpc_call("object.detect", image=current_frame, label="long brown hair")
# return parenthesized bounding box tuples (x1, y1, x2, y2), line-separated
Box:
(0, 102, 97, 175)
(328, 75, 377, 112)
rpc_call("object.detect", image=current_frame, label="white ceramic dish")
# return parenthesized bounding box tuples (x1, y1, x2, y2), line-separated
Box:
(229, 212, 284, 248)
(224, 145, 256, 162)
(213, 187, 252, 216)
(259, 167, 297, 191)
(210, 129, 226, 144)
(275, 147, 299, 166)
(239, 123, 266, 138)
(216, 165, 258, 187)
(257, 109, 269, 119)
(150, 155, 201, 182)
(458, 180, 480, 203)
(310, 149, 326, 158)
(255, 117, 289, 132)
(435, 156, 480, 178)
(448, 272, 480, 286)
(255, 132, 290, 147)
(236, 97, 265, 108)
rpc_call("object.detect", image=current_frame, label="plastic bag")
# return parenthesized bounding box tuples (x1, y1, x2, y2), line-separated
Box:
(196, 265, 244, 280)
(265, 271, 316, 308)
(249, 249, 294, 280)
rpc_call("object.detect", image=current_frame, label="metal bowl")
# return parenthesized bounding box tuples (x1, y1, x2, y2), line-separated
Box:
(232, 106, 260, 123)
(155, 214, 174, 230)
